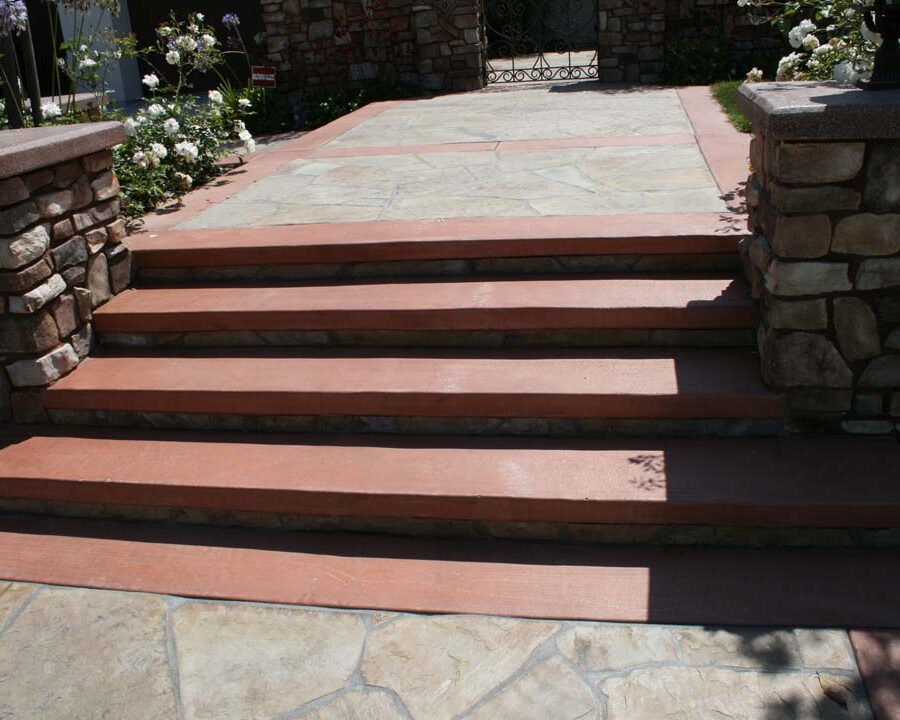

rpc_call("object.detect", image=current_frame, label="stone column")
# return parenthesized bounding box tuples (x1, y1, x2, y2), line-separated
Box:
(737, 82, 900, 435)
(0, 122, 129, 423)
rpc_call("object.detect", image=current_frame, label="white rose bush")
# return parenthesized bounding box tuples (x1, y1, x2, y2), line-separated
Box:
(739, 0, 879, 82)
(113, 12, 255, 219)
(3, 4, 274, 223)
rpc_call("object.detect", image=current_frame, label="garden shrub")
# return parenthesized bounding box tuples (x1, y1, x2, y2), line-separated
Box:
(662, 32, 736, 85)
(220, 82, 295, 136)
(302, 83, 417, 129)
(110, 12, 255, 219)
(739, 0, 879, 82)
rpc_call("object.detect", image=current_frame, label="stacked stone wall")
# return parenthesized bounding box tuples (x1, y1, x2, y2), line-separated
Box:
(261, 0, 779, 93)
(260, 0, 484, 95)
(587, 0, 779, 84)
(742, 134, 900, 434)
(0, 124, 129, 423)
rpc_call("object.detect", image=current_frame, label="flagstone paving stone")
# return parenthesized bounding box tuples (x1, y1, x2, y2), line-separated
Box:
(556, 623, 679, 670)
(601, 667, 872, 720)
(796, 629, 859, 671)
(0, 586, 176, 720)
(0, 582, 876, 719)
(172, 602, 367, 720)
(674, 627, 804, 669)
(360, 615, 558, 720)
(466, 657, 600, 719)
(298, 690, 408, 719)
(0, 581, 33, 628)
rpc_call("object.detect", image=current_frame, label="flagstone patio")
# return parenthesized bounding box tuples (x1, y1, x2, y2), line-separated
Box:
(0, 581, 883, 720)
(174, 85, 731, 230)
(322, 85, 694, 147)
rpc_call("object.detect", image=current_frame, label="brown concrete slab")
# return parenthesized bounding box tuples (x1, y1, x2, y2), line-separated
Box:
(1, 430, 898, 527)
(0, 515, 897, 626)
(851, 630, 900, 720)
(677, 86, 750, 208)
(93, 277, 757, 333)
(43, 349, 781, 419)
(128, 213, 746, 269)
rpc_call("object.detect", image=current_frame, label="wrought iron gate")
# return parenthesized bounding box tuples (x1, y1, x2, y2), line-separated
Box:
(482, 0, 599, 83)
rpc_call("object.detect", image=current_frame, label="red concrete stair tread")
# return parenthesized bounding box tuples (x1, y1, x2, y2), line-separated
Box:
(43, 349, 781, 418)
(129, 214, 745, 268)
(850, 630, 900, 720)
(1, 430, 898, 527)
(94, 277, 757, 333)
(0, 514, 898, 627)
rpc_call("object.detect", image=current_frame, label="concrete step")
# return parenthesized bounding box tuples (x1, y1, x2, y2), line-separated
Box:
(1, 430, 898, 544)
(130, 214, 746, 282)
(1, 513, 898, 626)
(95, 276, 758, 349)
(41, 349, 783, 435)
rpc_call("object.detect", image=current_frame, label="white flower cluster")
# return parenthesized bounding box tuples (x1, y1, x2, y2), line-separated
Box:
(150, 142, 168, 160)
(745, 67, 764, 83)
(233, 119, 256, 153)
(788, 19, 818, 50)
(832, 60, 864, 84)
(41, 102, 62, 119)
(156, 12, 219, 73)
(743, 0, 879, 84)
(777, 52, 804, 80)
(174, 140, 200, 162)
(131, 142, 169, 169)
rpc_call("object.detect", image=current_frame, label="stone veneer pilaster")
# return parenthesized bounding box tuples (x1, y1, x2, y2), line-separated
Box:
(0, 122, 129, 423)
(738, 82, 900, 435)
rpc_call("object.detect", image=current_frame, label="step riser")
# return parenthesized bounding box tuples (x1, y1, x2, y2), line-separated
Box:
(47, 409, 786, 437)
(137, 253, 742, 283)
(98, 328, 757, 350)
(1, 502, 895, 547)
(44, 390, 780, 423)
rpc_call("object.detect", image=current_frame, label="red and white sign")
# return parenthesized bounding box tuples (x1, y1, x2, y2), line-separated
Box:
(251, 66, 277, 88)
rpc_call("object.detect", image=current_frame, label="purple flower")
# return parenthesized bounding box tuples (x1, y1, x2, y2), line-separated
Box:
(222, 12, 240, 28)
(0, 0, 28, 37)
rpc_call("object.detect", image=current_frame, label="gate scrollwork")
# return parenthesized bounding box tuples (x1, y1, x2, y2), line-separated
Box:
(482, 0, 599, 82)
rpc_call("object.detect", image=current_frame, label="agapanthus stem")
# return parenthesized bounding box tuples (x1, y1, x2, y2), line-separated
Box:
(0, 34, 24, 127)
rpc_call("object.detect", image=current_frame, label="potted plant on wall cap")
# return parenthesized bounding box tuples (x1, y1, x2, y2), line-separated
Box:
(858, 0, 900, 88)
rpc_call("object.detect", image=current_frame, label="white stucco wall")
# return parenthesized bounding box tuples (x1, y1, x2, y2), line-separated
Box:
(57, 1, 142, 104)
